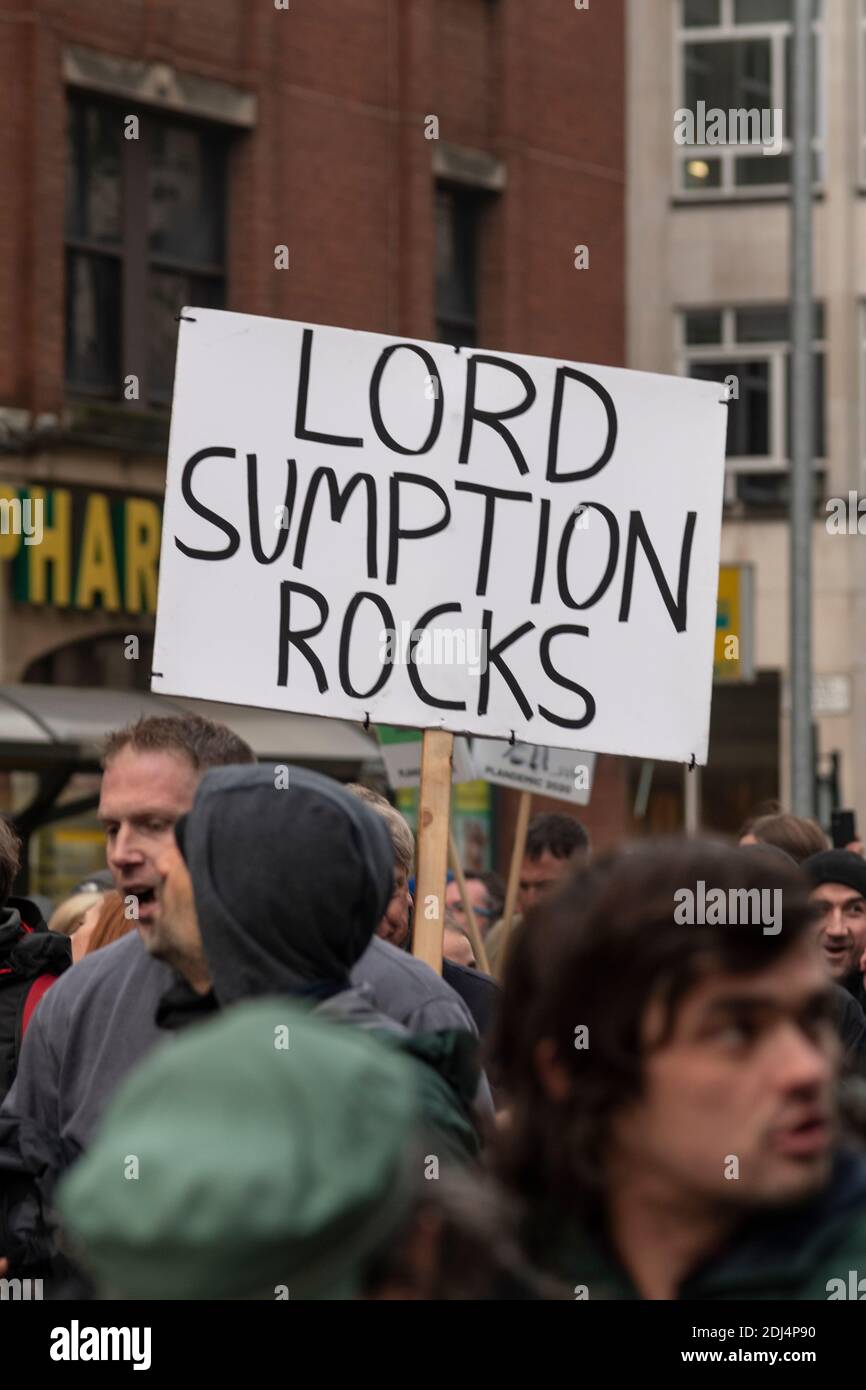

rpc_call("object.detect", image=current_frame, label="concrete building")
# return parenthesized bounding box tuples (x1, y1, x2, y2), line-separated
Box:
(628, 0, 860, 835)
(0, 0, 627, 892)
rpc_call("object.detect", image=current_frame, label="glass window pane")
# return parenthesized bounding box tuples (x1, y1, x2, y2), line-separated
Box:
(734, 151, 790, 184)
(683, 156, 722, 189)
(148, 124, 227, 267)
(736, 0, 821, 17)
(683, 0, 720, 25)
(690, 359, 770, 455)
(149, 271, 224, 403)
(736, 306, 789, 341)
(685, 310, 723, 345)
(435, 187, 478, 345)
(65, 102, 121, 245)
(65, 251, 121, 394)
(734, 0, 791, 23)
(685, 40, 772, 119)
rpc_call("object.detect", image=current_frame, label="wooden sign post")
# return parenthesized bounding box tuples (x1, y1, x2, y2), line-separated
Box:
(412, 729, 454, 974)
(496, 789, 532, 980)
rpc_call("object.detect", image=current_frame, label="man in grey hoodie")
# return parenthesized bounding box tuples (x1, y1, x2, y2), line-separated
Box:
(0, 718, 483, 1280)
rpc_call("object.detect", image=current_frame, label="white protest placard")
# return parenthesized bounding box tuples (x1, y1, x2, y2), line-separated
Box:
(152, 311, 727, 763)
(473, 739, 596, 806)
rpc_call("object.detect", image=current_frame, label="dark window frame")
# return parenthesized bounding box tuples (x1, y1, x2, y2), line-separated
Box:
(435, 183, 486, 349)
(65, 92, 230, 408)
(681, 303, 826, 465)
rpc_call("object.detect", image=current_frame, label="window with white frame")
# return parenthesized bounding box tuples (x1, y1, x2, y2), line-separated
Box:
(675, 0, 823, 197)
(679, 305, 825, 470)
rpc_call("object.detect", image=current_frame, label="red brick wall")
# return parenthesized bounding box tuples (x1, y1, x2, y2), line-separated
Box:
(0, 0, 624, 407)
(2, 0, 628, 842)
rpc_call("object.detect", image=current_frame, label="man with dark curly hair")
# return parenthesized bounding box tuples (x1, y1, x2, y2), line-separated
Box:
(491, 839, 866, 1300)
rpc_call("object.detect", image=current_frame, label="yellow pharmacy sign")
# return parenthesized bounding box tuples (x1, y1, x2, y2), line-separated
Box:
(0, 483, 162, 615)
(714, 564, 754, 683)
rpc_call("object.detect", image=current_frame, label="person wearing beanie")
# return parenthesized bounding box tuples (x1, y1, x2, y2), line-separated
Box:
(803, 850, 866, 1003)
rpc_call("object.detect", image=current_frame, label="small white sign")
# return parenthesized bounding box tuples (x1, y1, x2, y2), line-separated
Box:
(377, 729, 477, 789)
(474, 738, 597, 806)
(782, 674, 852, 717)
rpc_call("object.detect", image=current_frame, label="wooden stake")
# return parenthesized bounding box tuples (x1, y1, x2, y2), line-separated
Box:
(496, 790, 532, 980)
(412, 729, 453, 974)
(448, 830, 491, 975)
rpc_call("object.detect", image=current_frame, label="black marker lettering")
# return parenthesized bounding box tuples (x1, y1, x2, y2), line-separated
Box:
(454, 482, 533, 596)
(338, 592, 394, 700)
(619, 511, 696, 633)
(295, 328, 364, 448)
(386, 474, 451, 585)
(407, 603, 467, 711)
(547, 367, 618, 483)
(557, 503, 619, 609)
(539, 625, 596, 729)
(458, 355, 537, 476)
(277, 581, 329, 691)
(293, 468, 378, 578)
(175, 447, 241, 561)
(477, 609, 534, 720)
(370, 344, 444, 455)
(248, 455, 296, 565)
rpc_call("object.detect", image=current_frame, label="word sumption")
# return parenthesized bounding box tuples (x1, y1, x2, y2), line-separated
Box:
(153, 313, 727, 762)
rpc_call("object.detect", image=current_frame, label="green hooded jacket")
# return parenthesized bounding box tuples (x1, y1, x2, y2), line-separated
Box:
(522, 1150, 866, 1300)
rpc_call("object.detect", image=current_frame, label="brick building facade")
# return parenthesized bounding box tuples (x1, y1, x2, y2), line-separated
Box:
(0, 0, 627, 883)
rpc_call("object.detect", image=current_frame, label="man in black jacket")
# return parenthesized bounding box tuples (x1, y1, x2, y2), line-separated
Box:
(803, 849, 866, 1002)
(0, 817, 70, 1105)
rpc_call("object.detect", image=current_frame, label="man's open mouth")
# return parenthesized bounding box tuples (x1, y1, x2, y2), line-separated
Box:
(823, 941, 851, 962)
(127, 887, 157, 913)
(773, 1114, 831, 1159)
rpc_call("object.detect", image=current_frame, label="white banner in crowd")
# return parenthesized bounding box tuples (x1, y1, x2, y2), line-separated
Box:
(152, 310, 727, 763)
(473, 739, 597, 807)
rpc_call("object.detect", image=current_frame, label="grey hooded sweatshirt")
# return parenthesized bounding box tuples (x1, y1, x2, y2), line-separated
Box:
(0, 765, 488, 1272)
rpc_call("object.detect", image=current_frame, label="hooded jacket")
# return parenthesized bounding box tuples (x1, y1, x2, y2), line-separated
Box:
(175, 764, 397, 1003)
(0, 897, 70, 1105)
(177, 765, 481, 1158)
(0, 770, 483, 1276)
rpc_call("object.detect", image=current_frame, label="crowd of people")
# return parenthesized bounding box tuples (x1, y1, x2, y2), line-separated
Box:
(1, 713, 866, 1299)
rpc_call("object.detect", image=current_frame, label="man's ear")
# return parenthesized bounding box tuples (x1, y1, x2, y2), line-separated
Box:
(533, 1038, 572, 1103)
